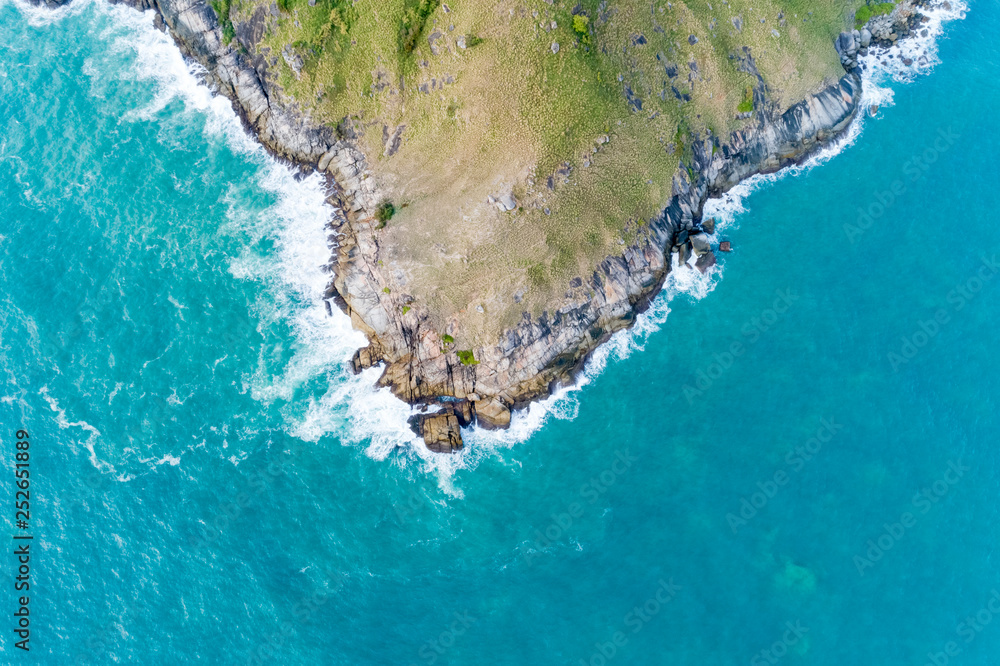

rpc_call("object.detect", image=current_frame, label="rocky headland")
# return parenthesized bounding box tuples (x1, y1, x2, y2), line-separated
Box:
(32, 0, 938, 451)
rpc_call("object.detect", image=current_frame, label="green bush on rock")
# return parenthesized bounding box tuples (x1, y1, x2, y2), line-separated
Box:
(855, 2, 895, 29)
(456, 350, 478, 366)
(375, 201, 395, 228)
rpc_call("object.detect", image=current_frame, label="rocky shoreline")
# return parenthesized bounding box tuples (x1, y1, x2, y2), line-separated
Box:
(32, 0, 937, 452)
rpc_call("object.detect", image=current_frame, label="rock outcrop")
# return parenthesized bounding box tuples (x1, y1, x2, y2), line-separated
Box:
(85, 0, 926, 452)
(835, 30, 863, 71)
(336, 67, 862, 452)
(860, 0, 930, 48)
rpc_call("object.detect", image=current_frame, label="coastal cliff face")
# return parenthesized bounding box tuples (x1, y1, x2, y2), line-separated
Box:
(78, 0, 924, 451)
(375, 70, 862, 449)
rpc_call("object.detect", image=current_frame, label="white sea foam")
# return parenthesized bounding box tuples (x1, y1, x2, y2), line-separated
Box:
(88, 0, 966, 489)
(8, 0, 91, 26)
(39, 385, 109, 472)
(84, 0, 430, 474)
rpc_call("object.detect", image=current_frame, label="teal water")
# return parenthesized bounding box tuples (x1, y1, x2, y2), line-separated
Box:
(0, 0, 995, 663)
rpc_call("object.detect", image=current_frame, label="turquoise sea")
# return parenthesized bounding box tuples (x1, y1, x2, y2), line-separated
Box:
(0, 0, 995, 663)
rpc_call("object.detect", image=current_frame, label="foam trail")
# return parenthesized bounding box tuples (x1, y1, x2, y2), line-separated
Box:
(39, 386, 109, 472)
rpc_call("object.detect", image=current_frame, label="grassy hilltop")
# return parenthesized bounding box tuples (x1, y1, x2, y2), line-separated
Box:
(223, 0, 868, 344)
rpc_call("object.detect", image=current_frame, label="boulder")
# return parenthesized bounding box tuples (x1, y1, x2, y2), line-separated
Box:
(719, 240, 732, 252)
(695, 250, 716, 273)
(869, 16, 894, 43)
(474, 398, 511, 429)
(835, 31, 856, 58)
(351, 346, 378, 373)
(496, 193, 517, 212)
(701, 218, 716, 235)
(860, 28, 872, 48)
(317, 149, 336, 172)
(453, 400, 474, 427)
(834, 31, 860, 70)
(690, 233, 711, 256)
(678, 241, 691, 266)
(418, 414, 463, 453)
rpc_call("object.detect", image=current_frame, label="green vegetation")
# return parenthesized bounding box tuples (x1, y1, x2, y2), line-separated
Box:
(441, 334, 455, 345)
(737, 86, 754, 114)
(527, 264, 546, 288)
(246, 0, 868, 343)
(210, 0, 234, 44)
(456, 350, 479, 366)
(316, 2, 356, 41)
(855, 2, 895, 28)
(402, 306, 411, 315)
(572, 15, 590, 44)
(401, 0, 441, 53)
(375, 201, 395, 228)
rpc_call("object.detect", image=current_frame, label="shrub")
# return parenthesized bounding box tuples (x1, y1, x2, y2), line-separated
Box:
(375, 201, 395, 228)
(737, 86, 754, 114)
(210, 0, 235, 44)
(855, 2, 895, 28)
(456, 350, 479, 366)
(572, 15, 590, 43)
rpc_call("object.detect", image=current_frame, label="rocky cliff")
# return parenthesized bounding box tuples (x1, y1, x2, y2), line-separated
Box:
(51, 0, 928, 452)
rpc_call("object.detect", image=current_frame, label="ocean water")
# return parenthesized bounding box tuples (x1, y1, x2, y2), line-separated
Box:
(0, 0, 995, 663)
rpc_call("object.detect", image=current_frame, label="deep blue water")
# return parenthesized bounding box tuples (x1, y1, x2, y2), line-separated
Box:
(0, 0, 995, 663)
